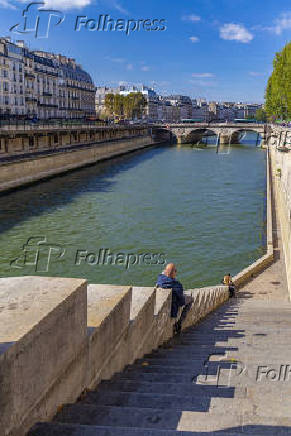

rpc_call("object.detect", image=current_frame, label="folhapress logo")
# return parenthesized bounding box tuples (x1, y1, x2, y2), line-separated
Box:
(10, 236, 66, 273)
(9, 2, 167, 39)
(10, 2, 65, 39)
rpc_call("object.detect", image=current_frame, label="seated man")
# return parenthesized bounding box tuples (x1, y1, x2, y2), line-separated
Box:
(156, 263, 193, 335)
(223, 273, 235, 298)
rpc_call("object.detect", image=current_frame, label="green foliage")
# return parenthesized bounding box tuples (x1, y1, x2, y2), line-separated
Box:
(104, 92, 147, 120)
(265, 42, 291, 120)
(255, 108, 267, 122)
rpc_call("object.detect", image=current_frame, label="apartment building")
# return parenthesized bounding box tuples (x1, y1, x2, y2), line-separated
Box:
(0, 38, 96, 119)
(94, 83, 263, 123)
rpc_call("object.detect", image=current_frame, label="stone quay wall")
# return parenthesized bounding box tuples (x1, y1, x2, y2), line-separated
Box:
(270, 145, 291, 297)
(0, 126, 159, 194)
(0, 277, 229, 436)
(232, 147, 274, 288)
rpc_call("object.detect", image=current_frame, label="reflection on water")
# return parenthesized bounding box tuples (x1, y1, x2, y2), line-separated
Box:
(0, 135, 266, 288)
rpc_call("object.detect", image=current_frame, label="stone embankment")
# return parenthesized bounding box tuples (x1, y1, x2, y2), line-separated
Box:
(0, 125, 163, 194)
(270, 144, 291, 297)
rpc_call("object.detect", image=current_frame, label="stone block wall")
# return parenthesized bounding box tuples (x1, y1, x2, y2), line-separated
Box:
(0, 277, 229, 436)
(0, 135, 155, 194)
(270, 147, 291, 297)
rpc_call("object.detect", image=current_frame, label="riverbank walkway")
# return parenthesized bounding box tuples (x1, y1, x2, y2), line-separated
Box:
(28, 199, 290, 435)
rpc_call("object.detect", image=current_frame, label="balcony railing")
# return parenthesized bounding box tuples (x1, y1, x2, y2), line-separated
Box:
(38, 103, 58, 108)
(25, 72, 35, 79)
(25, 97, 38, 103)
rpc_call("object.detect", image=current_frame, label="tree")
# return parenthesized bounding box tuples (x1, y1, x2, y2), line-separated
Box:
(255, 108, 267, 122)
(104, 92, 147, 120)
(129, 92, 147, 119)
(265, 42, 291, 120)
(104, 94, 115, 118)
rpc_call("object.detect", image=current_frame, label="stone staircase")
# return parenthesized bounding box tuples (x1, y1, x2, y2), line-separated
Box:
(28, 285, 291, 435)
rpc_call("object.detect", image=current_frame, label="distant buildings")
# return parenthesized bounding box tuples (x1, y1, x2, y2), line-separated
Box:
(0, 37, 262, 123)
(0, 37, 96, 120)
(95, 85, 263, 123)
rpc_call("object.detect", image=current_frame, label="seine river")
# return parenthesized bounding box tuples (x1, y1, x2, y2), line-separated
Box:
(0, 133, 266, 289)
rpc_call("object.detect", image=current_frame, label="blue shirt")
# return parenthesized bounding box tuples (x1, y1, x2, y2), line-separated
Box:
(156, 273, 185, 317)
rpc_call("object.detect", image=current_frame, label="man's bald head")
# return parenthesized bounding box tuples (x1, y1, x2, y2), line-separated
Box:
(163, 263, 177, 279)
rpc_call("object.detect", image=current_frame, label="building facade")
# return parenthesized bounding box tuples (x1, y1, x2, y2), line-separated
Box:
(0, 38, 96, 120)
(95, 83, 263, 123)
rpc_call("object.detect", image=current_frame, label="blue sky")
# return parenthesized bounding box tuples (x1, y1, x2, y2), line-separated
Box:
(0, 0, 290, 102)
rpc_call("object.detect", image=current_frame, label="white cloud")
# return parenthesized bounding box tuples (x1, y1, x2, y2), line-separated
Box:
(182, 14, 201, 22)
(107, 57, 126, 63)
(156, 80, 170, 86)
(189, 36, 199, 43)
(111, 0, 129, 15)
(18, 0, 92, 9)
(220, 23, 254, 43)
(141, 66, 150, 72)
(272, 12, 291, 35)
(189, 79, 216, 87)
(192, 73, 215, 78)
(249, 72, 265, 77)
(0, 0, 16, 8)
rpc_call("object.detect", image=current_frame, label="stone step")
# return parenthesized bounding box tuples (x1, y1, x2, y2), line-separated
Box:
(190, 337, 291, 345)
(134, 357, 228, 367)
(54, 402, 252, 428)
(145, 347, 237, 358)
(78, 390, 248, 410)
(128, 359, 235, 371)
(114, 367, 215, 381)
(146, 346, 291, 360)
(94, 380, 243, 398)
(50, 409, 291, 434)
(27, 422, 274, 436)
(117, 365, 206, 376)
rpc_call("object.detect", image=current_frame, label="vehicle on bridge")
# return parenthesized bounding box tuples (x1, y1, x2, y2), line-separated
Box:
(234, 118, 263, 124)
(181, 119, 204, 124)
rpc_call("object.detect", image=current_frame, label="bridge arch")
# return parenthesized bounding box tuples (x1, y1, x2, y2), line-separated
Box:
(184, 128, 219, 145)
(230, 128, 263, 146)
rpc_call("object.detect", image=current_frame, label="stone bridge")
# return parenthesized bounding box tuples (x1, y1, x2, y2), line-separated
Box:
(153, 123, 268, 146)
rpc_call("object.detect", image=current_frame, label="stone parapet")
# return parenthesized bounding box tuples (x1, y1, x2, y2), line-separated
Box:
(0, 277, 229, 436)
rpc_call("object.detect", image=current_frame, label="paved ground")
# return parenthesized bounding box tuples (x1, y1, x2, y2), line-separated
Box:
(28, 199, 291, 435)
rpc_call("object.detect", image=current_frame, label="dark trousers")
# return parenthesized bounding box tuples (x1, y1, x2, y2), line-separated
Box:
(229, 285, 235, 298)
(175, 302, 192, 333)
